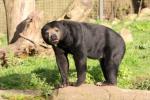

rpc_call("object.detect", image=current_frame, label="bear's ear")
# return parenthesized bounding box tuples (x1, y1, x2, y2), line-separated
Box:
(59, 21, 70, 37)
(59, 20, 65, 26)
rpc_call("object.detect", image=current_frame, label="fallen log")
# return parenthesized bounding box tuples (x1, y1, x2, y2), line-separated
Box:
(50, 84, 150, 100)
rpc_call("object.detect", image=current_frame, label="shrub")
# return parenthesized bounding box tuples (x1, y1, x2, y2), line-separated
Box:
(132, 77, 150, 90)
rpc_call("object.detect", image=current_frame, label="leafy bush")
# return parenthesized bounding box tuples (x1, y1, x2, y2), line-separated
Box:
(132, 77, 150, 90)
(0, 73, 52, 97)
(30, 74, 52, 97)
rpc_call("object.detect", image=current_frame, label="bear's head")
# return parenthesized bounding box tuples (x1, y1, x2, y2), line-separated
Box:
(41, 21, 66, 46)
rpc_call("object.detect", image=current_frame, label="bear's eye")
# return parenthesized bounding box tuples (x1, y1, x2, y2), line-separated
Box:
(45, 31, 49, 34)
(55, 29, 59, 32)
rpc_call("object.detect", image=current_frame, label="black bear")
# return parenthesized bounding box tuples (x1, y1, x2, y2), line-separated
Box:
(41, 20, 126, 87)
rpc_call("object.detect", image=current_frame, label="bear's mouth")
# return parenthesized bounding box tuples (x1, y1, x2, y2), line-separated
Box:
(49, 37, 59, 44)
(52, 39, 59, 44)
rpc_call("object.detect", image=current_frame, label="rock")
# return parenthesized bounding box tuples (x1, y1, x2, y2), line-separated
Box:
(137, 8, 150, 20)
(50, 84, 150, 100)
(139, 8, 150, 17)
(120, 28, 133, 43)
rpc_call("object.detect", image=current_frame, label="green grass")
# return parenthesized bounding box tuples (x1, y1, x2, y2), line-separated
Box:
(0, 19, 150, 99)
(0, 56, 56, 97)
(111, 19, 150, 88)
(1, 94, 44, 100)
(119, 20, 150, 76)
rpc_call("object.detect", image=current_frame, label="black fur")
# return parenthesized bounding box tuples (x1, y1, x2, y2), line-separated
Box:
(41, 20, 126, 86)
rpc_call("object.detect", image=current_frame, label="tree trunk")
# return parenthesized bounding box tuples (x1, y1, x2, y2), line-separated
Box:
(10, 11, 53, 57)
(58, 0, 93, 22)
(3, 0, 35, 44)
(0, 11, 53, 66)
(1, 0, 53, 64)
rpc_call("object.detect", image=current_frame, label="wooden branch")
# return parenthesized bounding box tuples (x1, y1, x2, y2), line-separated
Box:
(138, 0, 143, 16)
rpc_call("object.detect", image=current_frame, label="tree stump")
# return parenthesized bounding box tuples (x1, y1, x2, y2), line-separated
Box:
(0, 11, 53, 66)
(9, 11, 53, 57)
(3, 0, 35, 43)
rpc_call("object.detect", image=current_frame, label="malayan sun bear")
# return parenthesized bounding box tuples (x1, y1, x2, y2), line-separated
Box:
(41, 20, 126, 87)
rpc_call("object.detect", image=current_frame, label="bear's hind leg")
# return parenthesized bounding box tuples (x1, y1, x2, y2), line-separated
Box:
(97, 56, 121, 86)
(104, 59, 118, 85)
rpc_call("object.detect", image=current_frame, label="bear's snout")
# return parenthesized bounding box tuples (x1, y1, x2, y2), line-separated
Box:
(50, 34, 59, 45)
(51, 34, 57, 40)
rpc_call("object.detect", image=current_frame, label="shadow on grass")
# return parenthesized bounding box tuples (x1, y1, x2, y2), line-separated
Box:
(0, 73, 33, 89)
(31, 67, 60, 85)
(87, 65, 104, 82)
(0, 65, 104, 89)
(0, 66, 60, 89)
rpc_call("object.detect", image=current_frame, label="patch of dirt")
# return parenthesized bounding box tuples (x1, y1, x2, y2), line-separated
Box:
(50, 84, 150, 100)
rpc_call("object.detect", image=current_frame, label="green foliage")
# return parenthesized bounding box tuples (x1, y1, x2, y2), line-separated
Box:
(0, 56, 56, 97)
(129, 20, 150, 32)
(132, 77, 150, 90)
(88, 66, 104, 83)
(30, 74, 52, 96)
(113, 19, 150, 89)
(0, 72, 52, 97)
(69, 71, 95, 84)
(118, 65, 132, 88)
